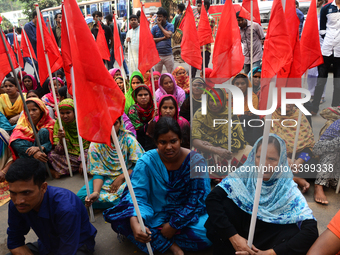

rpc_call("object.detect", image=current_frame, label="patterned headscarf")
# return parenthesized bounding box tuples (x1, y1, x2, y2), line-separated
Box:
(22, 74, 38, 93)
(41, 77, 65, 108)
(218, 134, 315, 224)
(172, 66, 189, 93)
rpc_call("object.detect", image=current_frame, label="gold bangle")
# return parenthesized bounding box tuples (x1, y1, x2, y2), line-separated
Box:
(1, 170, 6, 175)
(92, 192, 100, 196)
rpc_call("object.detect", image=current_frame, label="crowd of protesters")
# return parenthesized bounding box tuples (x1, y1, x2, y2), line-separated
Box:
(1, 0, 340, 254)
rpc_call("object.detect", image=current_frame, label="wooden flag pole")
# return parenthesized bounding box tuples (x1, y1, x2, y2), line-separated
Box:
(203, 45, 206, 81)
(150, 71, 157, 109)
(189, 66, 193, 124)
(228, 88, 232, 166)
(35, 4, 73, 177)
(111, 127, 154, 255)
(119, 45, 128, 94)
(62, 1, 95, 221)
(250, 0, 254, 85)
(0, 27, 53, 180)
(21, 27, 40, 83)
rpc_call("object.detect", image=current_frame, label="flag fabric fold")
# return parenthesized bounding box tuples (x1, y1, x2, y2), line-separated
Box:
(113, 14, 124, 67)
(13, 30, 24, 68)
(240, 0, 261, 25)
(259, 0, 292, 110)
(197, 4, 214, 46)
(210, 0, 244, 79)
(63, 0, 125, 146)
(21, 28, 37, 60)
(96, 21, 111, 61)
(138, 5, 161, 74)
(36, 10, 63, 84)
(180, 1, 202, 70)
(0, 31, 19, 83)
(300, 0, 324, 74)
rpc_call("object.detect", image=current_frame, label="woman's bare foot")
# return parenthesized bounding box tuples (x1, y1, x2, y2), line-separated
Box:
(50, 168, 61, 179)
(293, 177, 310, 193)
(169, 243, 184, 255)
(314, 184, 329, 205)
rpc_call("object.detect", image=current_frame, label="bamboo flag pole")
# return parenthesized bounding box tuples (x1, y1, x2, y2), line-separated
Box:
(228, 88, 232, 166)
(21, 27, 40, 83)
(0, 27, 53, 180)
(150, 71, 157, 108)
(203, 45, 206, 81)
(62, 2, 95, 221)
(189, 66, 193, 123)
(250, 0, 254, 85)
(111, 127, 154, 255)
(35, 4, 73, 177)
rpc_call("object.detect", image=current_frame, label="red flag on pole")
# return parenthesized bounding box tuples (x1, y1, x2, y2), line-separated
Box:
(0, 31, 18, 82)
(13, 30, 24, 68)
(300, 0, 324, 74)
(36, 10, 63, 84)
(197, 4, 214, 46)
(240, 0, 261, 25)
(63, 0, 125, 146)
(96, 21, 111, 61)
(210, 0, 244, 79)
(61, 9, 73, 95)
(21, 28, 37, 60)
(113, 13, 124, 67)
(179, 1, 202, 70)
(138, 4, 161, 74)
(259, 0, 292, 110)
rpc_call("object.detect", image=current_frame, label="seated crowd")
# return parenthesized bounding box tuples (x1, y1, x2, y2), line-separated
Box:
(1, 64, 340, 255)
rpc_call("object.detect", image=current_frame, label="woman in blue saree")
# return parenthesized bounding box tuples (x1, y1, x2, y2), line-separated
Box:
(103, 117, 212, 255)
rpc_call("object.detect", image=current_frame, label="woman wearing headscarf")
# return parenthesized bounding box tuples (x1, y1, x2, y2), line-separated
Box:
(232, 73, 262, 146)
(128, 84, 156, 151)
(155, 73, 185, 108)
(319, 106, 340, 137)
(9, 98, 55, 162)
(124, 71, 144, 114)
(22, 74, 39, 93)
(0, 128, 14, 206)
(115, 76, 129, 94)
(313, 119, 340, 205)
(148, 71, 161, 93)
(103, 117, 212, 254)
(248, 66, 262, 97)
(192, 88, 252, 180)
(205, 134, 318, 255)
(48, 99, 90, 178)
(143, 69, 151, 88)
(109, 68, 121, 79)
(77, 117, 144, 209)
(41, 77, 65, 119)
(148, 95, 190, 148)
(0, 77, 24, 125)
(271, 104, 316, 193)
(172, 66, 190, 94)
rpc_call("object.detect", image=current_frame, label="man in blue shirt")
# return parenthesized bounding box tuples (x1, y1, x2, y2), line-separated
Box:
(152, 7, 175, 74)
(5, 158, 97, 255)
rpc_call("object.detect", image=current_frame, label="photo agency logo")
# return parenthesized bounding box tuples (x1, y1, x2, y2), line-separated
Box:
(201, 84, 312, 128)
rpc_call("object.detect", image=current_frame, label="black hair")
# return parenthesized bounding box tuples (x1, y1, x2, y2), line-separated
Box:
(170, 13, 175, 17)
(136, 10, 141, 18)
(132, 74, 144, 84)
(23, 75, 32, 82)
(58, 86, 68, 99)
(157, 7, 168, 18)
(6, 158, 46, 187)
(92, 11, 103, 18)
(27, 89, 41, 99)
(236, 11, 241, 19)
(154, 116, 182, 142)
(134, 85, 151, 99)
(159, 96, 178, 117)
(56, 69, 65, 79)
(232, 73, 249, 86)
(105, 14, 113, 21)
(16, 27, 22, 34)
(4, 30, 8, 34)
(197, 0, 211, 10)
(178, 3, 185, 12)
(54, 12, 62, 19)
(4, 77, 16, 86)
(32, 11, 37, 19)
(9, 28, 13, 33)
(256, 136, 281, 155)
(160, 74, 173, 87)
(295, 0, 299, 8)
(129, 14, 138, 21)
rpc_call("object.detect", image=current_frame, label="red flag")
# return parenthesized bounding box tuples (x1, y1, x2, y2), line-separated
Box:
(96, 21, 111, 61)
(36, 10, 63, 84)
(138, 4, 161, 74)
(13, 30, 24, 68)
(259, 0, 292, 110)
(63, 0, 125, 146)
(47, 19, 60, 51)
(210, 0, 244, 79)
(197, 4, 214, 46)
(61, 9, 73, 95)
(21, 29, 37, 60)
(0, 31, 18, 83)
(113, 14, 124, 67)
(300, 0, 323, 74)
(180, 2, 202, 70)
(240, 0, 261, 25)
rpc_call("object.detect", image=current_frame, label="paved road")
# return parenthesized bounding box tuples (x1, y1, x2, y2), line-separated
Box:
(0, 59, 339, 255)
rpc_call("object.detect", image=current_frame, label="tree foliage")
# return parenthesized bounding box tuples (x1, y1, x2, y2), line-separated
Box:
(21, 0, 62, 20)
(0, 16, 13, 30)
(0, 0, 23, 13)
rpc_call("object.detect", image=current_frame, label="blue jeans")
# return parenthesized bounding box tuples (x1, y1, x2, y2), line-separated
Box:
(244, 60, 261, 75)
